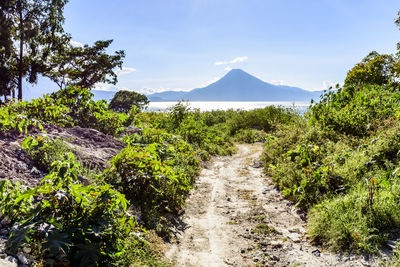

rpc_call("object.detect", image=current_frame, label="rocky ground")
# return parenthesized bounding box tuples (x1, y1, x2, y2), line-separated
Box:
(165, 144, 390, 267)
(0, 124, 125, 187)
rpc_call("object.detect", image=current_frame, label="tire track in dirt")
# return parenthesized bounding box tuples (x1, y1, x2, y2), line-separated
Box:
(165, 144, 386, 266)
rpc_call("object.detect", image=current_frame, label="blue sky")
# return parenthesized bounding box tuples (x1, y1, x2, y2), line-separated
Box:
(26, 0, 400, 96)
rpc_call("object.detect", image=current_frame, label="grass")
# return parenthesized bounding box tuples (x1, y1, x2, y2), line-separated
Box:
(237, 188, 257, 206)
(262, 82, 400, 258)
(252, 223, 277, 235)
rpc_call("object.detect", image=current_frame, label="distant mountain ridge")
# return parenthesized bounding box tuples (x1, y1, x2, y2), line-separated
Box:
(147, 69, 323, 102)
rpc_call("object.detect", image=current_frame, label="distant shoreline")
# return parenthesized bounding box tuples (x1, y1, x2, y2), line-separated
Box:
(147, 101, 310, 112)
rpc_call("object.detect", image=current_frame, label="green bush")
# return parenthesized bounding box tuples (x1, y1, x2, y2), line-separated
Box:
(22, 135, 71, 173)
(0, 86, 135, 136)
(50, 86, 132, 135)
(234, 129, 268, 143)
(227, 106, 297, 135)
(264, 111, 400, 252)
(0, 154, 136, 266)
(308, 84, 400, 136)
(0, 101, 44, 134)
(105, 140, 198, 228)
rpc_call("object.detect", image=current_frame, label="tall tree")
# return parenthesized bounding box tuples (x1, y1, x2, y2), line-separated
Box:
(395, 11, 400, 75)
(45, 40, 125, 89)
(1, 0, 69, 100)
(0, 4, 16, 102)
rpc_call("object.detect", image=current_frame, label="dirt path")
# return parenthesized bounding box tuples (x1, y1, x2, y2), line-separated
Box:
(165, 144, 386, 266)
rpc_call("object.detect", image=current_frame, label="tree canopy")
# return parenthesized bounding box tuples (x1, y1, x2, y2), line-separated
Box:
(45, 40, 125, 89)
(1, 0, 69, 100)
(344, 51, 399, 88)
(0, 1, 125, 101)
(109, 90, 149, 113)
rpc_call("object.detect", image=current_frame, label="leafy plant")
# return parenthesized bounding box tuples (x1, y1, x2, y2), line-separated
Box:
(1, 153, 137, 266)
(105, 140, 198, 230)
(22, 135, 71, 173)
(109, 90, 149, 112)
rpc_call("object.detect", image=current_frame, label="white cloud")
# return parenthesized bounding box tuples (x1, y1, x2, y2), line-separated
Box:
(116, 67, 136, 76)
(94, 83, 117, 91)
(70, 40, 84, 48)
(225, 67, 232, 71)
(322, 80, 338, 90)
(215, 56, 248, 65)
(270, 80, 284, 86)
(136, 87, 190, 95)
(138, 88, 157, 94)
(231, 56, 248, 64)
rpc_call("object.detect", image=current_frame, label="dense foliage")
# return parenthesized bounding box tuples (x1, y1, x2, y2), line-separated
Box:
(0, 153, 137, 266)
(0, 86, 134, 136)
(308, 84, 400, 136)
(261, 13, 400, 256)
(0, 84, 298, 265)
(109, 90, 149, 112)
(263, 46, 400, 257)
(343, 51, 399, 88)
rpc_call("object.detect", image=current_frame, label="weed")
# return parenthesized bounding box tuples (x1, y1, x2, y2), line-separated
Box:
(252, 223, 277, 235)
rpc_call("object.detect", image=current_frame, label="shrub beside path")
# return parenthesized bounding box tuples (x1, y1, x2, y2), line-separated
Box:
(165, 144, 385, 266)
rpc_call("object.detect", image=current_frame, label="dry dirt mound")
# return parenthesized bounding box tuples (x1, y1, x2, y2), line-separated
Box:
(45, 125, 125, 170)
(0, 132, 42, 187)
(165, 144, 386, 267)
(0, 125, 125, 187)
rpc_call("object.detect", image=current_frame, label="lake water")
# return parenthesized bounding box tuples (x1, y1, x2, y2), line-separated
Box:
(147, 101, 310, 113)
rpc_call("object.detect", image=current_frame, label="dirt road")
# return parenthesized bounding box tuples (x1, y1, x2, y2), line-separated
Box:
(165, 144, 385, 266)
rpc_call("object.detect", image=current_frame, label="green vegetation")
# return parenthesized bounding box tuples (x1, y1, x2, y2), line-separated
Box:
(263, 11, 400, 256)
(46, 40, 125, 90)
(0, 84, 293, 265)
(0, 86, 133, 136)
(0, 1, 300, 266)
(105, 130, 199, 235)
(109, 90, 149, 112)
(264, 82, 400, 254)
(2, 157, 135, 266)
(252, 223, 277, 235)
(22, 135, 71, 173)
(1, 0, 399, 264)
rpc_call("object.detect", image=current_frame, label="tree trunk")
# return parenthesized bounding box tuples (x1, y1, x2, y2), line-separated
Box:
(17, 1, 23, 101)
(18, 39, 23, 100)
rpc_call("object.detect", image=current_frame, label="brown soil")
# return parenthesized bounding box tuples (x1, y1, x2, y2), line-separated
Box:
(165, 144, 387, 266)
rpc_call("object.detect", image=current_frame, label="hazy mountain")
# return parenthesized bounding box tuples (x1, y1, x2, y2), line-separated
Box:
(146, 91, 187, 102)
(148, 69, 323, 102)
(92, 90, 117, 102)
